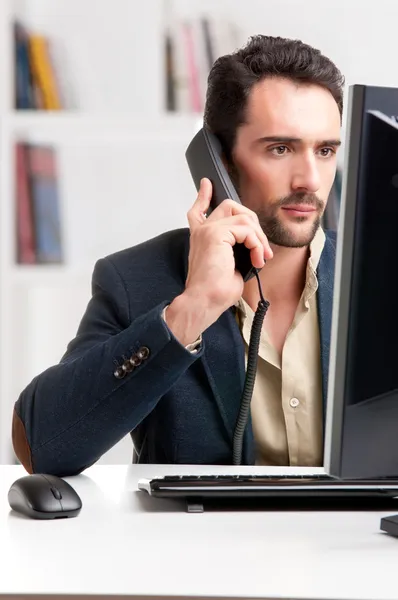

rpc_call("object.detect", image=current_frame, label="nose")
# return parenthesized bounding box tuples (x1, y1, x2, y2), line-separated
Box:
(291, 153, 321, 193)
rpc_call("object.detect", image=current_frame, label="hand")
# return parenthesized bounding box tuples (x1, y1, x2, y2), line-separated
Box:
(165, 178, 273, 346)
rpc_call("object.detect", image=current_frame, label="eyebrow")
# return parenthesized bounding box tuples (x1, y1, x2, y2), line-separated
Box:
(255, 136, 342, 147)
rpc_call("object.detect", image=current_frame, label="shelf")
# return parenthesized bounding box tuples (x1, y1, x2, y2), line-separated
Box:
(11, 264, 92, 287)
(2, 111, 204, 142)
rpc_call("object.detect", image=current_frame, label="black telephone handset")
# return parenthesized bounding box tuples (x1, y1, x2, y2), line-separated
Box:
(185, 127, 261, 282)
(185, 126, 270, 466)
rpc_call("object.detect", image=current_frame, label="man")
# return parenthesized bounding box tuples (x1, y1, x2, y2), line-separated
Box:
(12, 35, 343, 476)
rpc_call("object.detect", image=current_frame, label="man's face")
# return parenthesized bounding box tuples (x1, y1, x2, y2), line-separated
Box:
(231, 77, 341, 248)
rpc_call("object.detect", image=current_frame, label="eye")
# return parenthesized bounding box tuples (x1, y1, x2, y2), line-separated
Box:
(319, 147, 335, 158)
(270, 145, 289, 156)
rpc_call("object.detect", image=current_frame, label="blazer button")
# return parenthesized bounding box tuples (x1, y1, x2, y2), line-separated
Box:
(123, 360, 134, 373)
(129, 355, 142, 367)
(137, 346, 150, 360)
(114, 366, 126, 379)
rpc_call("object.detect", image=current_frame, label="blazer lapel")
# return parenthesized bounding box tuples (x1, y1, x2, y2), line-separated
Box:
(316, 230, 337, 427)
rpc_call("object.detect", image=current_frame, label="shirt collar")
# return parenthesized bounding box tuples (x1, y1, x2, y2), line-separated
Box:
(308, 225, 326, 273)
(235, 226, 326, 315)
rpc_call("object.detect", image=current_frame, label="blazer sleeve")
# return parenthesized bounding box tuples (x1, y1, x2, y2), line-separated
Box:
(12, 256, 204, 476)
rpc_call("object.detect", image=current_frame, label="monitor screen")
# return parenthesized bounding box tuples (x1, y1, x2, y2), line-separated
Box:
(324, 84, 398, 479)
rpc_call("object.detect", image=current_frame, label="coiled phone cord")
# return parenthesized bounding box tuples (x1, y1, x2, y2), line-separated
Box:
(232, 270, 270, 465)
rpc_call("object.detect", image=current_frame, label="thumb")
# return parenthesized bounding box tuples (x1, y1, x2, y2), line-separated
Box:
(197, 177, 212, 211)
(188, 178, 213, 228)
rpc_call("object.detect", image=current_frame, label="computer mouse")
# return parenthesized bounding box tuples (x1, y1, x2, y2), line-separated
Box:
(8, 473, 82, 519)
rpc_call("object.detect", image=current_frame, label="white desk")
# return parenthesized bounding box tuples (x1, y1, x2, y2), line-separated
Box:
(1, 464, 398, 600)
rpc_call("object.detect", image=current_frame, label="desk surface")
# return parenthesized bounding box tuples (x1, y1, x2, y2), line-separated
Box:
(1, 463, 398, 600)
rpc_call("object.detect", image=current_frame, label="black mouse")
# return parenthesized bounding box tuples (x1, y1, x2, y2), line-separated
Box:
(8, 473, 82, 519)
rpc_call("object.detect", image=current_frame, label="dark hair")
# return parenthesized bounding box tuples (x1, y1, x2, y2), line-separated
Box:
(204, 35, 345, 163)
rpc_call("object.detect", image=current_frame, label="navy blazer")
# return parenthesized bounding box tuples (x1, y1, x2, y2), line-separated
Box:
(12, 227, 337, 476)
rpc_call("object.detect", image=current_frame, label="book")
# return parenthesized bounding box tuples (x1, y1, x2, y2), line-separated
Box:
(15, 143, 36, 263)
(13, 19, 63, 110)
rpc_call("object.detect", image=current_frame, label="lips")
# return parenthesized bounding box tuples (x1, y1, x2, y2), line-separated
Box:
(282, 205, 316, 215)
(282, 205, 316, 212)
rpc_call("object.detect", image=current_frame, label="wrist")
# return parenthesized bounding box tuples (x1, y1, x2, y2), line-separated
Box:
(165, 293, 214, 347)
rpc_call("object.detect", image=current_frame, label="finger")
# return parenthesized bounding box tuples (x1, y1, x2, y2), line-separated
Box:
(206, 198, 273, 258)
(206, 198, 258, 224)
(219, 214, 273, 260)
(187, 178, 213, 229)
(221, 225, 266, 269)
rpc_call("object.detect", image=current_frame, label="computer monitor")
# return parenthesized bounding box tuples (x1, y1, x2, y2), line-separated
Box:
(324, 84, 398, 479)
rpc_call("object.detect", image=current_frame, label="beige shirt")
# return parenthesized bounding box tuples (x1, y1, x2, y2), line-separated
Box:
(235, 227, 326, 467)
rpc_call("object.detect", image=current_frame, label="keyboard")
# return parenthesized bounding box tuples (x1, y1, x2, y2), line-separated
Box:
(138, 473, 398, 511)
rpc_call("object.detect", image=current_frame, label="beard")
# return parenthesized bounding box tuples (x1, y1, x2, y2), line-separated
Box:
(227, 164, 325, 249)
(255, 191, 325, 248)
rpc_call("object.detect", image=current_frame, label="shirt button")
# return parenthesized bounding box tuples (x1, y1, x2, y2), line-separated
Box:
(290, 397, 300, 408)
